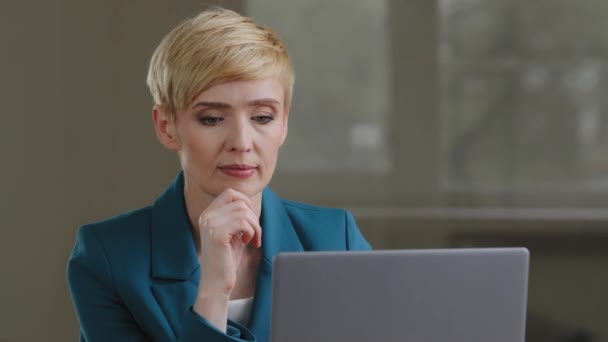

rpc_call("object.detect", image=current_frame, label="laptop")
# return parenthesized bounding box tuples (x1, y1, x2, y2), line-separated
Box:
(270, 248, 529, 342)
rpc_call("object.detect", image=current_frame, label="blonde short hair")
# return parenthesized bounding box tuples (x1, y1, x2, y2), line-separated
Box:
(147, 7, 294, 117)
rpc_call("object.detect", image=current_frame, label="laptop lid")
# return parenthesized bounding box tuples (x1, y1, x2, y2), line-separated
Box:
(270, 248, 529, 342)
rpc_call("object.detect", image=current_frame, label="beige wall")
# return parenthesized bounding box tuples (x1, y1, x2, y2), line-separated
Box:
(0, 1, 241, 340)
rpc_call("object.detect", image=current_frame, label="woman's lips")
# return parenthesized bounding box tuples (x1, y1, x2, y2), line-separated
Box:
(219, 165, 256, 179)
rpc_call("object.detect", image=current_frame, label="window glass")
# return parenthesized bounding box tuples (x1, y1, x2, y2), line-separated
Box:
(440, 0, 608, 191)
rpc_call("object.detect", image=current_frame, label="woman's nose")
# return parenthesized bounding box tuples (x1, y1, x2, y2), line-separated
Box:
(227, 118, 252, 152)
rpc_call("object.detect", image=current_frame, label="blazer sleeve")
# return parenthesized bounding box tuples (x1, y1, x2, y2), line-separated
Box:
(345, 211, 372, 251)
(67, 226, 256, 342)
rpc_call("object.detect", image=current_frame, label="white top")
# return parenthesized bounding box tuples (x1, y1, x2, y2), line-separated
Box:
(227, 297, 254, 326)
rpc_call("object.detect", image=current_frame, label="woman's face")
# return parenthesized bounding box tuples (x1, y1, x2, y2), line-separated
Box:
(157, 78, 288, 199)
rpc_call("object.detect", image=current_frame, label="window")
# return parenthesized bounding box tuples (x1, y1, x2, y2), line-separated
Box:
(440, 0, 608, 195)
(247, 0, 608, 209)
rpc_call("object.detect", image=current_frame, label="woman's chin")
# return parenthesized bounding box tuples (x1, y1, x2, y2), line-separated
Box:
(217, 180, 266, 197)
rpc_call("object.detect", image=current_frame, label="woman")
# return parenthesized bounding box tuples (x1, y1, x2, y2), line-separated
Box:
(67, 7, 371, 342)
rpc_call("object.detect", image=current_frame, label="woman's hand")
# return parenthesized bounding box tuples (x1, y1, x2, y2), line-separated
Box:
(193, 188, 262, 332)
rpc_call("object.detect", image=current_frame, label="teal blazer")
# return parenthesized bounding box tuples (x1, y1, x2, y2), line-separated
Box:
(67, 173, 371, 341)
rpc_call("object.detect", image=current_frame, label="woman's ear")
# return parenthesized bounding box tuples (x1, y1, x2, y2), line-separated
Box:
(280, 108, 289, 146)
(152, 105, 181, 151)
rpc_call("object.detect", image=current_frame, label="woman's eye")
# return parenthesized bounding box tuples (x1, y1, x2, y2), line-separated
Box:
(252, 115, 274, 124)
(198, 116, 223, 125)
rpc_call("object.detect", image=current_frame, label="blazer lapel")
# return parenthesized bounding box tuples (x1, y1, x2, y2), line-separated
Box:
(248, 187, 304, 341)
(149, 172, 200, 338)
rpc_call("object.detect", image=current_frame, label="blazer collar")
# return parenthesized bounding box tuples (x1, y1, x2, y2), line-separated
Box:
(150, 172, 199, 280)
(249, 187, 303, 341)
(259, 186, 304, 264)
(150, 172, 304, 280)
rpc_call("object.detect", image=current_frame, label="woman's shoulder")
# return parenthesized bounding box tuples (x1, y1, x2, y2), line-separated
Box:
(70, 206, 154, 275)
(77, 206, 153, 244)
(279, 198, 353, 229)
(281, 198, 347, 216)
(277, 198, 371, 250)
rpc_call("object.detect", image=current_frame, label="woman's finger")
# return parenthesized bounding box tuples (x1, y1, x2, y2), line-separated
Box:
(202, 209, 258, 246)
(201, 200, 261, 246)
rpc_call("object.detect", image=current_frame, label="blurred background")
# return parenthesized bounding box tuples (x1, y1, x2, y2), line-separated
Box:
(1, 0, 607, 340)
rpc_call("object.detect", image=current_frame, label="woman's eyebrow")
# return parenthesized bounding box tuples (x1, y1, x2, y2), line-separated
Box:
(247, 98, 280, 106)
(191, 101, 231, 109)
(191, 98, 280, 109)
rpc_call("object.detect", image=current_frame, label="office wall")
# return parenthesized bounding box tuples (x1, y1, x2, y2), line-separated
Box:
(0, 1, 241, 340)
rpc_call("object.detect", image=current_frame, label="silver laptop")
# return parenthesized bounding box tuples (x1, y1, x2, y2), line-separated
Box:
(270, 248, 529, 342)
